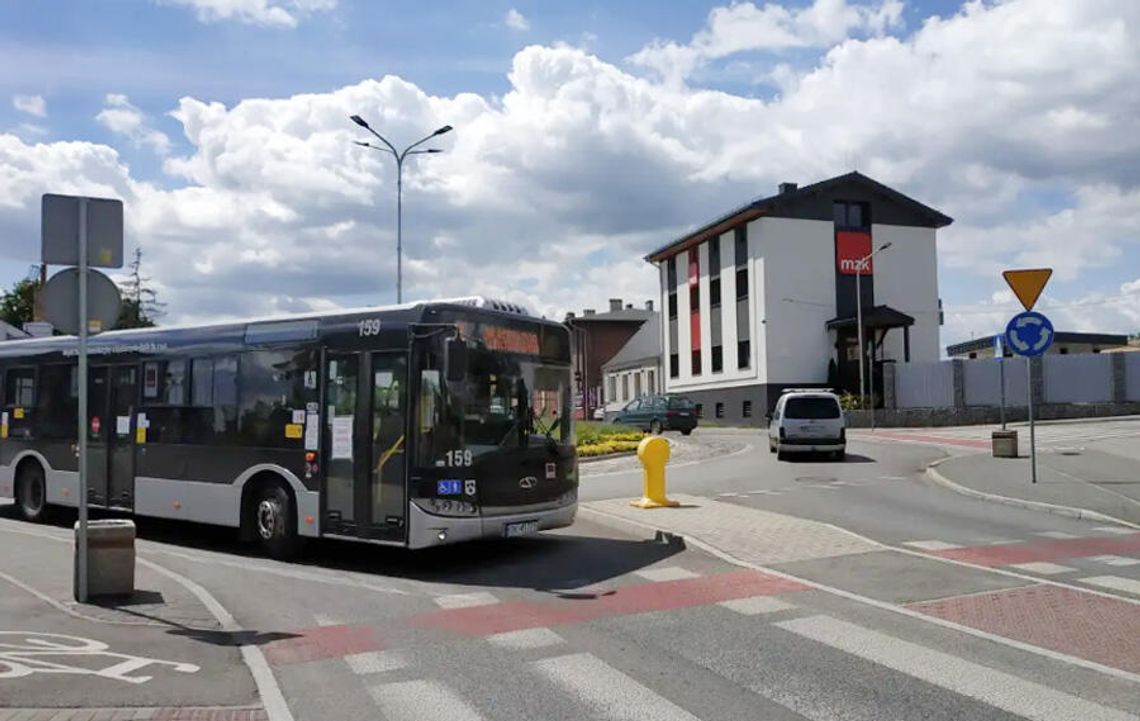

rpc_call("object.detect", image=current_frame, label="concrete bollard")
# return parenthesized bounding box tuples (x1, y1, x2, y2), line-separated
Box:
(991, 430, 1019, 458)
(75, 519, 136, 601)
(630, 435, 679, 509)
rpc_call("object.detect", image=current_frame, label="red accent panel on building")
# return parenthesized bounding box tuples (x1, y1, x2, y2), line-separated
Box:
(836, 230, 873, 275)
(690, 311, 701, 350)
(688, 249, 699, 286)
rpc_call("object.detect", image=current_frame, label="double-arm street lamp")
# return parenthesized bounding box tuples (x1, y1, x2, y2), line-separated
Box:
(855, 240, 892, 427)
(350, 114, 453, 304)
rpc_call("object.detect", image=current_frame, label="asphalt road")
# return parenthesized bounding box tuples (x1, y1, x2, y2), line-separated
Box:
(3, 426, 1139, 720)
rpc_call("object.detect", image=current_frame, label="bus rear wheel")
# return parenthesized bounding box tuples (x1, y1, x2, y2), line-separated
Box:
(16, 462, 47, 523)
(251, 482, 299, 560)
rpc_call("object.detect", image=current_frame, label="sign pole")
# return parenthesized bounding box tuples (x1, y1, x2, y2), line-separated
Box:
(77, 198, 89, 603)
(1026, 356, 1036, 484)
(997, 335, 1006, 431)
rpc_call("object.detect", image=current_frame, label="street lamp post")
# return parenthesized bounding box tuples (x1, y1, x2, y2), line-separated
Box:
(855, 241, 892, 430)
(350, 115, 453, 304)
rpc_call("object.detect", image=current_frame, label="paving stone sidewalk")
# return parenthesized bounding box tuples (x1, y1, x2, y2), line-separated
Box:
(584, 493, 881, 565)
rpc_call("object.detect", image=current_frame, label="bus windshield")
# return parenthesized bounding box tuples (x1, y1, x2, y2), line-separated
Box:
(416, 343, 571, 465)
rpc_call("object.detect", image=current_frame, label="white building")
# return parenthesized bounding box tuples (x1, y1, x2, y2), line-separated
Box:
(601, 314, 661, 418)
(645, 172, 952, 425)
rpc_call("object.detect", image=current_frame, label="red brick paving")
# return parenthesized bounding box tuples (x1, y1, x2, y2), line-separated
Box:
(408, 568, 807, 637)
(260, 623, 384, 666)
(260, 569, 806, 666)
(910, 584, 1140, 674)
(928, 533, 1140, 567)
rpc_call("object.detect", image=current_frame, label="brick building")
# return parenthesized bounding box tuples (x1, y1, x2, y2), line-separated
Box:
(565, 299, 654, 419)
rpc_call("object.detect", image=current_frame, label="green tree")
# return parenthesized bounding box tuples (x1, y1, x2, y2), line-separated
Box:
(0, 273, 40, 328)
(117, 248, 164, 329)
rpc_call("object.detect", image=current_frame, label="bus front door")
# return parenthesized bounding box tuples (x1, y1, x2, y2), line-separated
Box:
(323, 352, 408, 542)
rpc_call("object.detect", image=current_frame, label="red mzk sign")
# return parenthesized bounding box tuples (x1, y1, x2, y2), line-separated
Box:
(836, 231, 873, 275)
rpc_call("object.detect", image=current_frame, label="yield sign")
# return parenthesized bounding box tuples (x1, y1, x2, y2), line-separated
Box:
(1002, 268, 1052, 311)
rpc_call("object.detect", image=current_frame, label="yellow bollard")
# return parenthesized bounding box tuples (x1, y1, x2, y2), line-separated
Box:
(630, 435, 680, 508)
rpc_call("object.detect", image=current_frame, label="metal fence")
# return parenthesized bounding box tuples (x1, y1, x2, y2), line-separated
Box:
(962, 357, 1029, 407)
(896, 361, 954, 409)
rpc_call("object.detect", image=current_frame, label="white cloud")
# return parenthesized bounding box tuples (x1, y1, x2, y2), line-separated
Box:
(162, 0, 336, 28)
(95, 94, 172, 155)
(12, 94, 46, 117)
(0, 0, 1138, 338)
(505, 8, 530, 32)
(629, 0, 904, 83)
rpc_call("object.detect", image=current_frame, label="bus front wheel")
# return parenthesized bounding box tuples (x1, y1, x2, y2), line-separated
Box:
(251, 482, 299, 559)
(16, 461, 48, 523)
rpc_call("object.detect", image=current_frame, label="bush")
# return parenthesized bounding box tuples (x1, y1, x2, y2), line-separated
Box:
(576, 421, 643, 446)
(839, 392, 870, 411)
(578, 439, 642, 457)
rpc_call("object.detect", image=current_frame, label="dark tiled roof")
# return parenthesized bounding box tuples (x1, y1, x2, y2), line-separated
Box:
(645, 171, 953, 262)
(947, 332, 1129, 356)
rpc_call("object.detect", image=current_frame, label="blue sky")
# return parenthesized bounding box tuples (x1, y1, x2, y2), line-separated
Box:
(1, 0, 1138, 344)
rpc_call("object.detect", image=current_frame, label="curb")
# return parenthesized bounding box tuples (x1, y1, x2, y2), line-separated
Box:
(925, 458, 1140, 531)
(577, 450, 638, 464)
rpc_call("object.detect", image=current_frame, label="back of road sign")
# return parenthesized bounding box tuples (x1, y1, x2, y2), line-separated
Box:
(1002, 268, 1052, 311)
(41, 194, 124, 268)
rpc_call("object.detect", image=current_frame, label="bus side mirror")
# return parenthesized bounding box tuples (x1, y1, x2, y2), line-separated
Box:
(446, 337, 467, 382)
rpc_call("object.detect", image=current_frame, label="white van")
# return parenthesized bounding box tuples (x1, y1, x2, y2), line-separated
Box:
(767, 389, 846, 461)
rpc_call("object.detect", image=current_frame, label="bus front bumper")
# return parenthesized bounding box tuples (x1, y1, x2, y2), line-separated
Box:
(406, 501, 578, 549)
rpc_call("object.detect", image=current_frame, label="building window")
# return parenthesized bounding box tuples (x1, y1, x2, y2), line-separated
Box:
(715, 402, 724, 419)
(710, 278, 721, 307)
(634, 374, 642, 398)
(692, 350, 701, 375)
(734, 226, 747, 266)
(689, 285, 699, 310)
(667, 258, 677, 290)
(647, 369, 656, 393)
(621, 374, 629, 400)
(834, 201, 870, 230)
(607, 376, 616, 403)
(743, 400, 752, 418)
(738, 340, 751, 369)
(1059, 347, 1069, 355)
(711, 345, 723, 373)
(968, 352, 977, 359)
(695, 403, 703, 418)
(709, 237, 720, 275)
(670, 353, 679, 378)
(735, 267, 748, 300)
(668, 293, 677, 319)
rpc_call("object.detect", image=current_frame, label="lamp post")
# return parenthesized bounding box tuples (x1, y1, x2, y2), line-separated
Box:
(855, 241, 892, 429)
(350, 115, 452, 304)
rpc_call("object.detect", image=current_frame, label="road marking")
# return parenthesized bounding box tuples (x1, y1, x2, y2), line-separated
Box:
(717, 596, 796, 615)
(369, 680, 485, 721)
(313, 614, 340, 626)
(633, 566, 699, 582)
(533, 653, 702, 721)
(1035, 531, 1082, 540)
(434, 592, 499, 609)
(902, 540, 962, 551)
(1007, 562, 1077, 575)
(716, 492, 745, 498)
(1089, 555, 1140, 567)
(344, 650, 407, 675)
(1080, 576, 1140, 596)
(0, 632, 199, 683)
(138, 558, 294, 721)
(487, 627, 564, 650)
(1092, 527, 1136, 536)
(775, 615, 1139, 721)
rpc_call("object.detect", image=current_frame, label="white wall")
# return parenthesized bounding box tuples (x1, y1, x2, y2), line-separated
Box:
(872, 224, 940, 364)
(604, 364, 660, 413)
(758, 216, 836, 383)
(1043, 354, 1113, 403)
(963, 357, 1028, 406)
(896, 361, 955, 408)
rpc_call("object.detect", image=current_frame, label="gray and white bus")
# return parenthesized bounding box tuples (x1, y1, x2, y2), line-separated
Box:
(0, 297, 577, 557)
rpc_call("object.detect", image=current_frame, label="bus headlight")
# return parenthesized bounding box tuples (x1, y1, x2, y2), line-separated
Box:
(422, 498, 478, 516)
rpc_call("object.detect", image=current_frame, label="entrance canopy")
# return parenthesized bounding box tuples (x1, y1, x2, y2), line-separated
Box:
(826, 305, 914, 331)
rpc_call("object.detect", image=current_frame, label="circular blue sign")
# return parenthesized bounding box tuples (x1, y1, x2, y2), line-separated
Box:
(1005, 311, 1054, 357)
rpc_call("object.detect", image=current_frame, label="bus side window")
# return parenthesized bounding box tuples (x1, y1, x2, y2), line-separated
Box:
(5, 368, 35, 439)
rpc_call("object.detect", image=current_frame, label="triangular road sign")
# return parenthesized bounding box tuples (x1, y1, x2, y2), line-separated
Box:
(1002, 268, 1052, 311)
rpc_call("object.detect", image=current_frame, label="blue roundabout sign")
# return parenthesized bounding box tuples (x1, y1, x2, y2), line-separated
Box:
(1005, 311, 1054, 357)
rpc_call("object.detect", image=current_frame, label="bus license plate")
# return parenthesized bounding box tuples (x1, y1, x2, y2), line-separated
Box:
(504, 520, 539, 538)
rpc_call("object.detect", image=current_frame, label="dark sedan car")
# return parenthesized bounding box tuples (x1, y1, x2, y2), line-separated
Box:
(612, 394, 698, 435)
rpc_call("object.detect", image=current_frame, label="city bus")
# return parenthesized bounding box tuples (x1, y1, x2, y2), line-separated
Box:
(0, 297, 577, 557)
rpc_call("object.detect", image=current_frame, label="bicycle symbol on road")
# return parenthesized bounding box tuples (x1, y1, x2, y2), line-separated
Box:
(0, 632, 200, 684)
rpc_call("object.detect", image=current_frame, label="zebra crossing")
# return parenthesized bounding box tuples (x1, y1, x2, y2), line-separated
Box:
(306, 565, 1140, 721)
